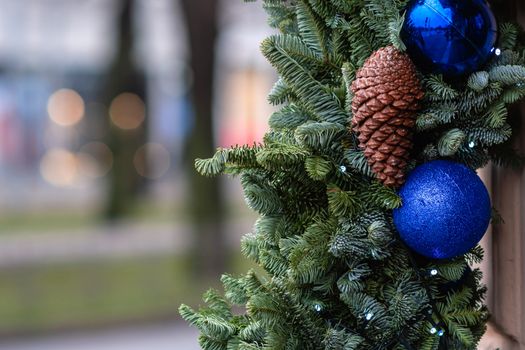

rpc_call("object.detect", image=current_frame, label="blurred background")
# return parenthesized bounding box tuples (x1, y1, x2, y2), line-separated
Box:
(0, 0, 275, 348)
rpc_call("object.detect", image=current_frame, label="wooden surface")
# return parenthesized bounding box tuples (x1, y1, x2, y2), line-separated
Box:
(476, 2, 525, 349)
(486, 2, 525, 349)
(490, 113, 525, 349)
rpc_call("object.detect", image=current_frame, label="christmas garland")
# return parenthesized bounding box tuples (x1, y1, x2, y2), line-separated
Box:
(180, 0, 525, 349)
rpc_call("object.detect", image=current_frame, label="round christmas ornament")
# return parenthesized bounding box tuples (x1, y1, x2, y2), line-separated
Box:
(393, 160, 491, 259)
(401, 0, 498, 77)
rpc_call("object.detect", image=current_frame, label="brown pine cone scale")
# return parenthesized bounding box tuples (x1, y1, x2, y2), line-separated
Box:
(350, 46, 424, 187)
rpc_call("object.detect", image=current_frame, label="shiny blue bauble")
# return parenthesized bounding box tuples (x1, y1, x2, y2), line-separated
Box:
(401, 0, 498, 77)
(393, 160, 491, 259)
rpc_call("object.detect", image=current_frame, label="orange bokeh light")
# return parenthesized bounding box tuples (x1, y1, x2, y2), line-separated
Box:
(47, 89, 85, 126)
(109, 93, 146, 130)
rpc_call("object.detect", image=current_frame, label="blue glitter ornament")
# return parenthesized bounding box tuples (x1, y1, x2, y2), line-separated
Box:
(393, 160, 491, 259)
(401, 0, 498, 77)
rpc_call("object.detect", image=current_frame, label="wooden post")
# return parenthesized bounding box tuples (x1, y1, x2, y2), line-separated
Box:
(477, 2, 525, 349)
(489, 114, 525, 350)
(481, 2, 525, 348)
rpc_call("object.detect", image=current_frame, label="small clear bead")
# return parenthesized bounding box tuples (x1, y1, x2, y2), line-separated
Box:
(495, 48, 502, 56)
(430, 269, 438, 276)
(468, 141, 476, 148)
(365, 312, 374, 321)
(517, 82, 525, 88)
(340, 165, 347, 173)
(438, 329, 445, 337)
(314, 304, 322, 312)
(430, 327, 437, 334)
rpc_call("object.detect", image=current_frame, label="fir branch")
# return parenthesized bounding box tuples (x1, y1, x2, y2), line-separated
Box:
(336, 234, 386, 260)
(416, 104, 457, 131)
(256, 143, 309, 170)
(367, 219, 395, 247)
(464, 246, 485, 265)
(296, 0, 330, 59)
(195, 146, 260, 177)
(489, 65, 525, 85)
(420, 144, 439, 162)
(424, 75, 459, 101)
(327, 184, 361, 218)
(467, 71, 489, 91)
(329, 27, 351, 67)
(455, 145, 491, 170)
(259, 249, 289, 276)
(365, 182, 402, 209)
(262, 0, 298, 34)
(261, 33, 324, 65)
(241, 233, 263, 263)
(198, 334, 229, 350)
(222, 274, 251, 305)
(179, 301, 238, 348)
(329, 213, 393, 260)
(263, 129, 297, 145)
(340, 291, 391, 335)
(337, 262, 372, 293)
(438, 128, 466, 157)
(195, 148, 229, 177)
(261, 34, 348, 123)
(269, 104, 313, 130)
(335, 15, 378, 68)
(341, 61, 357, 103)
(345, 149, 375, 178)
(501, 84, 525, 104)
(467, 125, 512, 146)
(489, 49, 524, 67)
(248, 279, 326, 349)
(323, 328, 365, 350)
(294, 121, 346, 149)
(417, 332, 440, 350)
(239, 321, 266, 343)
(436, 260, 468, 282)
(362, 0, 407, 50)
(384, 273, 429, 332)
(304, 156, 332, 180)
(179, 304, 201, 327)
(456, 83, 503, 115)
(305, 0, 337, 20)
(203, 289, 234, 319)
(442, 320, 475, 347)
(499, 22, 519, 51)
(255, 214, 283, 243)
(240, 172, 283, 215)
(389, 12, 406, 51)
(268, 78, 297, 105)
(483, 101, 508, 128)
(329, 0, 360, 14)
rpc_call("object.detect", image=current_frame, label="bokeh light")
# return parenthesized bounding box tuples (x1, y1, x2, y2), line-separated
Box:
(47, 88, 85, 126)
(133, 143, 171, 179)
(40, 148, 78, 187)
(77, 142, 113, 178)
(109, 92, 146, 130)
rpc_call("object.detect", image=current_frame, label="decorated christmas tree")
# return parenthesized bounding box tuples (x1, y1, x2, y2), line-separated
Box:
(180, 0, 525, 348)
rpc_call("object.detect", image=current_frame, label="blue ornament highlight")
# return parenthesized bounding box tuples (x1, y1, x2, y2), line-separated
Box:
(401, 0, 498, 77)
(393, 160, 491, 259)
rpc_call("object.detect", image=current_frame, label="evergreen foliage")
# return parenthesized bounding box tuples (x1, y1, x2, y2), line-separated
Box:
(181, 1, 525, 349)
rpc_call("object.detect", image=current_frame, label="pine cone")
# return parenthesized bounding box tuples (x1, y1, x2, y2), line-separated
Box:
(350, 46, 424, 187)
